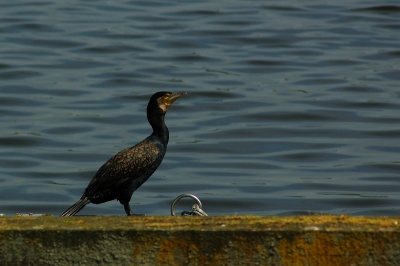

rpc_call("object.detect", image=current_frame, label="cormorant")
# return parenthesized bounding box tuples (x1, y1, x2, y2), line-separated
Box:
(61, 91, 187, 216)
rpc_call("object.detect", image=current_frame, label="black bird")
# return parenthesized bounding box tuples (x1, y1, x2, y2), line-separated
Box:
(61, 91, 187, 216)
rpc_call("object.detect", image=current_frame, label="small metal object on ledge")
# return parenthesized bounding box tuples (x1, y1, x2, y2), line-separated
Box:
(171, 194, 208, 216)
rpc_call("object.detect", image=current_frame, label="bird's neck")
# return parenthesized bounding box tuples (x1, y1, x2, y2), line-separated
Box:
(148, 113, 169, 144)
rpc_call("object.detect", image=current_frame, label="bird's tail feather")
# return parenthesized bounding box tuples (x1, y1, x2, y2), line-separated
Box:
(60, 198, 91, 217)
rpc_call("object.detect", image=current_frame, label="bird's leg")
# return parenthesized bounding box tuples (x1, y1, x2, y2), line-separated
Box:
(124, 202, 145, 216)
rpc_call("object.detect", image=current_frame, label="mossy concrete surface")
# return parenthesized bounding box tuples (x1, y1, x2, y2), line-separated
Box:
(1, 215, 400, 265)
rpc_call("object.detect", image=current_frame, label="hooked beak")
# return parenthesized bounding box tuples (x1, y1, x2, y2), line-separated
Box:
(164, 91, 188, 106)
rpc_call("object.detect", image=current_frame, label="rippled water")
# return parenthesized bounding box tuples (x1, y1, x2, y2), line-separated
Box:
(0, 1, 399, 216)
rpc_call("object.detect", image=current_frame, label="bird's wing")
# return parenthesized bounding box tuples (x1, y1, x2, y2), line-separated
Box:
(83, 139, 162, 196)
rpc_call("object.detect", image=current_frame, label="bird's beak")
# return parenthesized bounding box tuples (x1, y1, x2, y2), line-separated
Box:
(164, 92, 188, 106)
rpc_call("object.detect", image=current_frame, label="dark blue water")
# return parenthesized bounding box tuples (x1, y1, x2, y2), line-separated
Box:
(0, 0, 399, 216)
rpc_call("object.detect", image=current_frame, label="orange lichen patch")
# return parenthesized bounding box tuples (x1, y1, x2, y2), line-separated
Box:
(277, 230, 400, 266)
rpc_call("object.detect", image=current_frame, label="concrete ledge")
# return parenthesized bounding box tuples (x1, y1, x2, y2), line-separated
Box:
(1, 215, 400, 265)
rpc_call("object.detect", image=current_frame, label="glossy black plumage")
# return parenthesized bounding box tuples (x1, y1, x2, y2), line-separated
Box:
(61, 91, 187, 216)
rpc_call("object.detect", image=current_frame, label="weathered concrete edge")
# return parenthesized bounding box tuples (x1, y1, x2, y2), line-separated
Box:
(1, 215, 400, 266)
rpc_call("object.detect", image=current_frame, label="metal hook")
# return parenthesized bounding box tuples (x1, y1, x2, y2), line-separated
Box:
(171, 194, 207, 216)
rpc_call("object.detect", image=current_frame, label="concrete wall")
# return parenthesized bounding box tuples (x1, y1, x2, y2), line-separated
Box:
(1, 215, 399, 265)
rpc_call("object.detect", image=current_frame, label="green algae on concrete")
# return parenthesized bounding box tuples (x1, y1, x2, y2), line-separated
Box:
(1, 215, 400, 265)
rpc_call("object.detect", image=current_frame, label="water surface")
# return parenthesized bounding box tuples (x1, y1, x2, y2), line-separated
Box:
(0, 0, 399, 216)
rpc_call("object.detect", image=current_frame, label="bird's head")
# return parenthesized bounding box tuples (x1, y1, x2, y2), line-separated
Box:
(149, 91, 188, 113)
